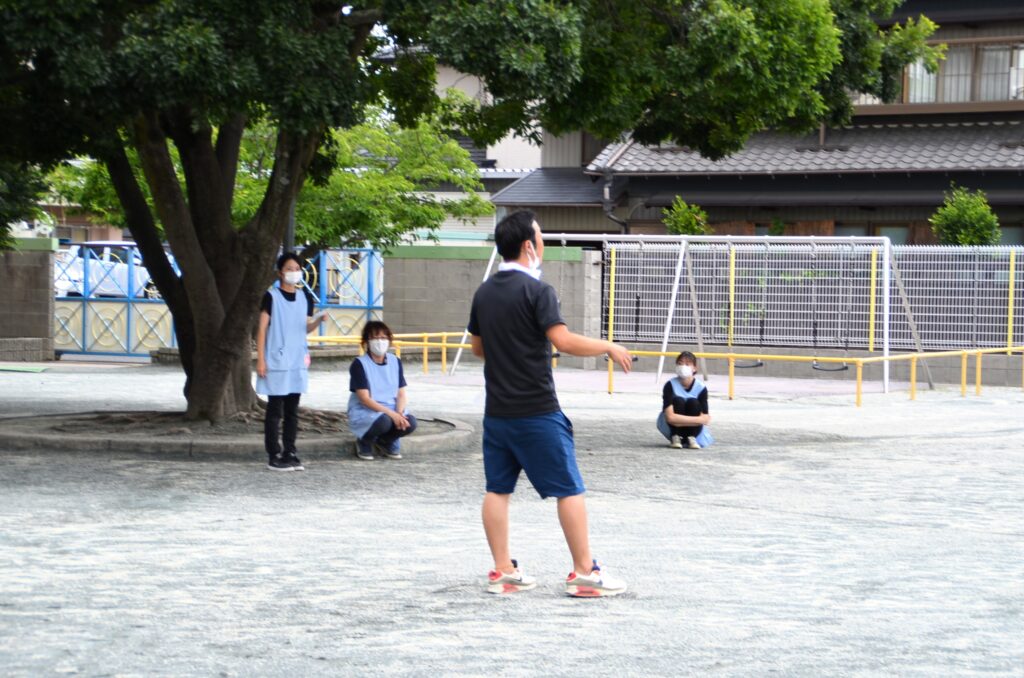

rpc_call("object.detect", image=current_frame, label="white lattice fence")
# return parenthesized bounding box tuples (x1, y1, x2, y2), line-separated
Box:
(601, 239, 1024, 352)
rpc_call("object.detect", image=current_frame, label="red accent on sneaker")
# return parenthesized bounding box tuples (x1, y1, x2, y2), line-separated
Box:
(573, 586, 600, 597)
(502, 583, 518, 593)
(488, 570, 500, 581)
(566, 572, 577, 581)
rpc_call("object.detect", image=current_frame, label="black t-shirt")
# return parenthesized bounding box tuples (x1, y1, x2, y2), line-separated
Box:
(349, 357, 407, 392)
(467, 270, 565, 417)
(662, 379, 709, 413)
(261, 288, 315, 317)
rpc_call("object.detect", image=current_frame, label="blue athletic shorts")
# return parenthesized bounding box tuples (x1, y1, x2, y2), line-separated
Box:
(482, 411, 586, 499)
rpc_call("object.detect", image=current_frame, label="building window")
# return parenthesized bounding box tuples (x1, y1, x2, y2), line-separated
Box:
(942, 46, 974, 103)
(834, 224, 869, 238)
(1000, 225, 1024, 246)
(907, 60, 937, 103)
(875, 225, 910, 244)
(876, 41, 1024, 105)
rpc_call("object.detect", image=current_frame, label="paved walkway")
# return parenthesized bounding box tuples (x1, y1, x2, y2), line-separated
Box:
(1, 359, 1023, 676)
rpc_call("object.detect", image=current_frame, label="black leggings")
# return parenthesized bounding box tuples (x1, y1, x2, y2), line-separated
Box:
(668, 397, 704, 438)
(265, 393, 301, 456)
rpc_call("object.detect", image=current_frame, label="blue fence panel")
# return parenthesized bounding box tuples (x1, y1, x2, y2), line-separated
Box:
(54, 245, 382, 357)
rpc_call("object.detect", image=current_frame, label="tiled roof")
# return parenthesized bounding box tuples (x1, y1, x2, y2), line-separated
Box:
(587, 121, 1024, 176)
(490, 167, 610, 206)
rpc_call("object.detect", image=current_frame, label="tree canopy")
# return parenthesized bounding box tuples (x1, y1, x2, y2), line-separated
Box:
(0, 0, 939, 420)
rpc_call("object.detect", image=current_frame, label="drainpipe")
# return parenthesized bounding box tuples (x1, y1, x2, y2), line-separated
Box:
(600, 138, 635, 234)
(602, 170, 628, 234)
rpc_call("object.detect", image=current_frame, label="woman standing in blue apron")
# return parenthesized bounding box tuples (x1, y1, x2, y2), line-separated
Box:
(256, 253, 325, 471)
(656, 350, 714, 450)
(347, 321, 417, 460)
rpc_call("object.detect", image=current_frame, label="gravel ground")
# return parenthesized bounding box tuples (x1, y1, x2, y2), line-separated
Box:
(0, 361, 1022, 676)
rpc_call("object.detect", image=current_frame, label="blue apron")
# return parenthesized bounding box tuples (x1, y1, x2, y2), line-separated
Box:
(656, 377, 714, 447)
(347, 353, 404, 439)
(255, 286, 309, 396)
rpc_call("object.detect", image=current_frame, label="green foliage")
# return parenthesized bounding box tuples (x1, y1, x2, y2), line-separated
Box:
(233, 108, 493, 250)
(542, 0, 849, 158)
(816, 2, 942, 125)
(0, 160, 47, 249)
(51, 107, 492, 251)
(48, 154, 157, 232)
(662, 197, 711, 236)
(768, 218, 786, 236)
(929, 185, 1002, 246)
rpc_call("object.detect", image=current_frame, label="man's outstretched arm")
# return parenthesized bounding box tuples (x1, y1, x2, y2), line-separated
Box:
(546, 324, 632, 373)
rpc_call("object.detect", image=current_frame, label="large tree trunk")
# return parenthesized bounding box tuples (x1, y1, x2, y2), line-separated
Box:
(116, 111, 322, 422)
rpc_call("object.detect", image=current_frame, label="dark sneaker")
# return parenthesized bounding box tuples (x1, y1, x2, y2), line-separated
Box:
(284, 453, 305, 471)
(354, 440, 374, 461)
(267, 453, 294, 472)
(375, 442, 402, 460)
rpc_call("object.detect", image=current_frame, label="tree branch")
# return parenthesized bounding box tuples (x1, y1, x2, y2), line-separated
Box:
(101, 139, 198, 394)
(163, 109, 236, 259)
(100, 142, 181, 307)
(215, 112, 247, 211)
(132, 112, 224, 332)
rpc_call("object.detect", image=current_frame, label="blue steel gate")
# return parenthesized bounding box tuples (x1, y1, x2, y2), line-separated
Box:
(53, 246, 383, 357)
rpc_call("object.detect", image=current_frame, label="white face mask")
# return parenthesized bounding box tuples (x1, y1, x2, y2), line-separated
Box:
(283, 270, 303, 286)
(368, 338, 390, 357)
(676, 364, 694, 379)
(526, 242, 542, 272)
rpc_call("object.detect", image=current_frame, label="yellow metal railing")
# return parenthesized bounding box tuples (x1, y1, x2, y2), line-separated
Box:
(311, 333, 1024, 408)
(311, 331, 468, 375)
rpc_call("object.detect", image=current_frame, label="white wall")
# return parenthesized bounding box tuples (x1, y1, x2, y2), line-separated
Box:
(435, 65, 540, 169)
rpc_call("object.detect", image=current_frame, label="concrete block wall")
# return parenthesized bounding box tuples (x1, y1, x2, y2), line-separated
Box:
(0, 239, 56, 361)
(382, 246, 602, 370)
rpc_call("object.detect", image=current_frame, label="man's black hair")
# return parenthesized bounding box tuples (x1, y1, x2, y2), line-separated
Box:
(276, 251, 303, 271)
(494, 210, 537, 261)
(676, 351, 697, 365)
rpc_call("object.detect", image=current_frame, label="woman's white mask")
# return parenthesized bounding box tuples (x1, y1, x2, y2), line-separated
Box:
(676, 364, 694, 379)
(283, 271, 303, 286)
(368, 338, 390, 357)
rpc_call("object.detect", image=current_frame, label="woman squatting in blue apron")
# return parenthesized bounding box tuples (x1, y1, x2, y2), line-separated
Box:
(347, 321, 417, 460)
(656, 350, 714, 450)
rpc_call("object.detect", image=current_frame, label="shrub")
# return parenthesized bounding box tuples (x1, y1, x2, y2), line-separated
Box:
(929, 184, 1001, 246)
(662, 196, 711, 236)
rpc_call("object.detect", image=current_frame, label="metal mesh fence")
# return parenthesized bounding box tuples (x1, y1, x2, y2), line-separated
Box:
(602, 240, 1024, 351)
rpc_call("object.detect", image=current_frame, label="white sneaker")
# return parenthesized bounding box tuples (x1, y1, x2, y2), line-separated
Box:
(486, 559, 537, 594)
(686, 436, 701, 449)
(565, 560, 627, 598)
(669, 435, 683, 449)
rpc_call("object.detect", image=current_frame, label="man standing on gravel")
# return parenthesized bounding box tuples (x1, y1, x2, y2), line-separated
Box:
(468, 210, 633, 597)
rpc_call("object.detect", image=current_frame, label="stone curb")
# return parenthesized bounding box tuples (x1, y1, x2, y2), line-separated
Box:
(0, 412, 475, 462)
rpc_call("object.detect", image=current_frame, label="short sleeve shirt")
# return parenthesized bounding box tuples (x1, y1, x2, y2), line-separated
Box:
(467, 270, 565, 417)
(261, 288, 315, 318)
(349, 357, 407, 392)
(662, 379, 709, 413)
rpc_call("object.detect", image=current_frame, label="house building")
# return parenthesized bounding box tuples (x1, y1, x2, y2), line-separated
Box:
(490, 0, 1024, 245)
